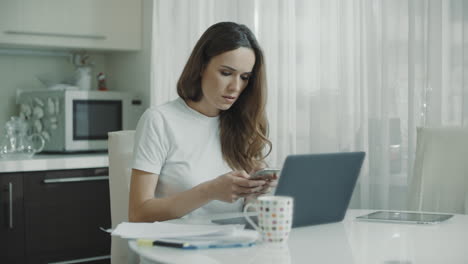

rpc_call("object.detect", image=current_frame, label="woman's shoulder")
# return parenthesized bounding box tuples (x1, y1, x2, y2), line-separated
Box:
(137, 99, 181, 131)
(138, 98, 190, 128)
(144, 98, 184, 117)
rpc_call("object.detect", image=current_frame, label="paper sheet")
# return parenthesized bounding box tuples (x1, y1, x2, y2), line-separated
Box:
(111, 221, 244, 239)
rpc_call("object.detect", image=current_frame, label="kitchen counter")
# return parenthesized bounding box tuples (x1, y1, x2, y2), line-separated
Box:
(0, 153, 108, 173)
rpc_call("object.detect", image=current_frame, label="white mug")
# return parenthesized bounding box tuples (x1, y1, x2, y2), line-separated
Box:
(243, 195, 294, 243)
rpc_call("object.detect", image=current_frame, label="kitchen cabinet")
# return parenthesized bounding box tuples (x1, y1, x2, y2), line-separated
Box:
(0, 173, 25, 264)
(0, 167, 111, 264)
(0, 0, 141, 51)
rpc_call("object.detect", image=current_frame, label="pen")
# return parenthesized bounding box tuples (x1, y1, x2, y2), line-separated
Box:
(137, 239, 255, 250)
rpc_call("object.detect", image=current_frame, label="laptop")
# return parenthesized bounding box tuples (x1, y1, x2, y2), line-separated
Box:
(275, 151, 365, 227)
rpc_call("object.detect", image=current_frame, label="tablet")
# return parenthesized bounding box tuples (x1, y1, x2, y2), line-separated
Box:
(356, 211, 453, 224)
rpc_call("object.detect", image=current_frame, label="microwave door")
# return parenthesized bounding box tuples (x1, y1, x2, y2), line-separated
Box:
(67, 100, 122, 151)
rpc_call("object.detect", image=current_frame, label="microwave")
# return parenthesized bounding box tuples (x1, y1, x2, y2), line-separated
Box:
(17, 90, 141, 152)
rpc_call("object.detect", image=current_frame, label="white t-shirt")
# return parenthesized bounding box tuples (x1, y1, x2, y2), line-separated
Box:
(132, 97, 243, 217)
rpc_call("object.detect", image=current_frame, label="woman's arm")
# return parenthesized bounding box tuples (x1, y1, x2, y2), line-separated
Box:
(128, 169, 266, 222)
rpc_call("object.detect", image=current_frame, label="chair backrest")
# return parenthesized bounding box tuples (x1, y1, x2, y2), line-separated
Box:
(408, 127, 468, 214)
(108, 130, 136, 264)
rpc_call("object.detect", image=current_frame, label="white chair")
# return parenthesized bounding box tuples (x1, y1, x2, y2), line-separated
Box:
(408, 127, 468, 214)
(108, 130, 254, 264)
(108, 130, 138, 264)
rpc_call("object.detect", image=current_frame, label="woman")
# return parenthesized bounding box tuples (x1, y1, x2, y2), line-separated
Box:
(129, 22, 276, 222)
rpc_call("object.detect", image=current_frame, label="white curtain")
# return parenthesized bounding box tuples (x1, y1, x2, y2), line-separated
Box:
(151, 0, 468, 210)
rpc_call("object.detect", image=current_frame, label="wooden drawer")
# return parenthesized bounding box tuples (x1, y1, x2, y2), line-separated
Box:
(23, 168, 111, 263)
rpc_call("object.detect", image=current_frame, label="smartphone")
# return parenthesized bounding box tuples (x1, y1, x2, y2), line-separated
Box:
(250, 168, 280, 180)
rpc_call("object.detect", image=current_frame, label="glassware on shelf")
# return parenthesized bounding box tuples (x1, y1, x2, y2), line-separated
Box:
(0, 116, 45, 159)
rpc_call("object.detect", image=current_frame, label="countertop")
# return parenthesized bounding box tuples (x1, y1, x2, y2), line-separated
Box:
(0, 153, 108, 173)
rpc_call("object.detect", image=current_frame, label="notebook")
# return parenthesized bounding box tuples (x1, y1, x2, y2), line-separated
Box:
(274, 152, 365, 227)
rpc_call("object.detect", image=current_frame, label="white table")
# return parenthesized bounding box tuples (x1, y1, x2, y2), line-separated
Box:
(129, 209, 468, 264)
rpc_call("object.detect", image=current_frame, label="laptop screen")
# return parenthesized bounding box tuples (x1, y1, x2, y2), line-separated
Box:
(275, 152, 365, 227)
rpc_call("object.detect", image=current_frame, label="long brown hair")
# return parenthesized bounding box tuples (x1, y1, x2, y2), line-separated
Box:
(177, 22, 271, 172)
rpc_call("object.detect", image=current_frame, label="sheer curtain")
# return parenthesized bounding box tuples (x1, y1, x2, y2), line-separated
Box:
(151, 0, 256, 104)
(150, 0, 468, 210)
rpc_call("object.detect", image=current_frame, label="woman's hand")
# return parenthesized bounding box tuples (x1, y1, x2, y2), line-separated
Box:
(247, 167, 279, 198)
(208, 170, 267, 203)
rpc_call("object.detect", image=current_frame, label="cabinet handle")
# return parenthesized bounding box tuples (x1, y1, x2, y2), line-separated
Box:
(47, 255, 110, 264)
(43, 176, 109, 184)
(8, 182, 13, 229)
(4, 30, 106, 40)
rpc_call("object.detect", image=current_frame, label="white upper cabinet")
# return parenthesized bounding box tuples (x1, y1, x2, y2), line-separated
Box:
(0, 0, 141, 51)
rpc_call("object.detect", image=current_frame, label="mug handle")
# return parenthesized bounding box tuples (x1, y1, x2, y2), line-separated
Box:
(243, 203, 261, 232)
(30, 134, 45, 153)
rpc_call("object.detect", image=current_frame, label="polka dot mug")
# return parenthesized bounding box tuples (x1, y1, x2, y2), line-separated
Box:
(243, 195, 294, 243)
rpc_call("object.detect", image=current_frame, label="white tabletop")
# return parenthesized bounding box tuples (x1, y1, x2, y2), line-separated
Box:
(129, 209, 468, 264)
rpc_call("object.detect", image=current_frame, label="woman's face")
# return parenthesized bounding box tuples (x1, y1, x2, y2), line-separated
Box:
(189, 47, 256, 117)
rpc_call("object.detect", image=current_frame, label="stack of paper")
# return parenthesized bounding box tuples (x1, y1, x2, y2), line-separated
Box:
(111, 221, 258, 249)
(112, 221, 243, 239)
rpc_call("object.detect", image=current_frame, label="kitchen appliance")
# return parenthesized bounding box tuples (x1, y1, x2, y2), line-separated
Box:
(17, 90, 141, 152)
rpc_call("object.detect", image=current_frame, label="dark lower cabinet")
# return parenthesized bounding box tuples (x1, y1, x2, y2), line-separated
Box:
(1, 168, 111, 264)
(0, 173, 25, 264)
